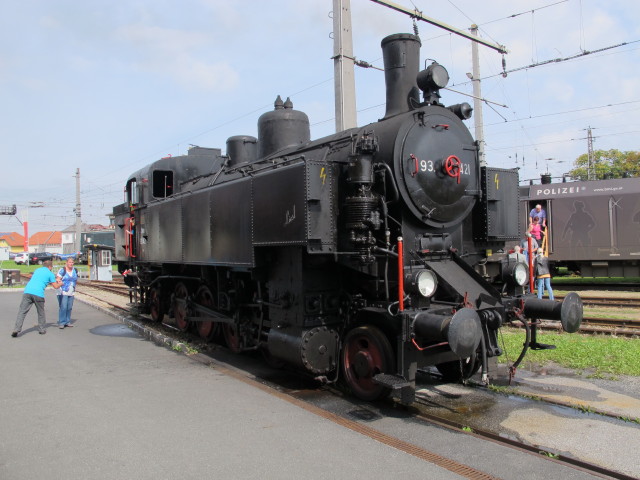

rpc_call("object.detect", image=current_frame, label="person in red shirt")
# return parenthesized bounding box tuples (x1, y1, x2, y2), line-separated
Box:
(528, 218, 542, 243)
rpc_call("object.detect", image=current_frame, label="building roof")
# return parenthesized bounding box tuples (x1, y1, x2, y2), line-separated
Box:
(29, 231, 62, 246)
(62, 223, 111, 232)
(0, 232, 25, 247)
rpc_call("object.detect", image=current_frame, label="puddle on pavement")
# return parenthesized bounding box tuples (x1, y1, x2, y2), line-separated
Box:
(90, 323, 140, 338)
(348, 408, 383, 422)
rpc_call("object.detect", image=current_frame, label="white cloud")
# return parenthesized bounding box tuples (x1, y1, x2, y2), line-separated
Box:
(115, 23, 239, 91)
(172, 59, 238, 91)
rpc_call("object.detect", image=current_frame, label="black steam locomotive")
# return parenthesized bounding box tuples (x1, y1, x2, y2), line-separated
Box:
(113, 34, 582, 404)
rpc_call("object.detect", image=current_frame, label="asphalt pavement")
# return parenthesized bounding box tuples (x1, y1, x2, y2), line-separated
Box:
(1, 288, 635, 479)
(2, 289, 470, 480)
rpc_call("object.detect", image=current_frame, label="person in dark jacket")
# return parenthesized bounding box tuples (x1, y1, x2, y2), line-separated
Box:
(534, 248, 554, 300)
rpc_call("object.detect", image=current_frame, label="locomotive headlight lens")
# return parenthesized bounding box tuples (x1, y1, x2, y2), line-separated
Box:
(406, 270, 438, 298)
(417, 62, 450, 93)
(502, 261, 528, 287)
(429, 63, 450, 89)
(513, 263, 528, 286)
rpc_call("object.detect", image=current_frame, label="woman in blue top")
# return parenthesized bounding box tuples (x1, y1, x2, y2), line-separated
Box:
(56, 257, 79, 328)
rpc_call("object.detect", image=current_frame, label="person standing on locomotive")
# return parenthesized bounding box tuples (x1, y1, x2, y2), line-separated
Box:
(530, 204, 547, 247)
(528, 218, 542, 252)
(529, 204, 546, 227)
(520, 232, 538, 264)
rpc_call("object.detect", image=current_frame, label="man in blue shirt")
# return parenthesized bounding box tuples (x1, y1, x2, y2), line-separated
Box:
(529, 204, 546, 227)
(12, 260, 62, 337)
(520, 233, 539, 264)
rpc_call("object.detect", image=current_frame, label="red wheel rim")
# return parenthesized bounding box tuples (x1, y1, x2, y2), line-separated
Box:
(223, 323, 241, 353)
(195, 286, 216, 339)
(149, 287, 164, 322)
(173, 283, 190, 332)
(342, 326, 393, 401)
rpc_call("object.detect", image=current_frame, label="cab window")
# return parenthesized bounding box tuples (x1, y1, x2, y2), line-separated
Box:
(153, 170, 174, 198)
(126, 179, 138, 205)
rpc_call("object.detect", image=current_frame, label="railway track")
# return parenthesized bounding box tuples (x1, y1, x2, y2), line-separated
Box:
(410, 396, 636, 480)
(583, 298, 640, 308)
(581, 316, 640, 329)
(77, 281, 640, 336)
(555, 294, 640, 309)
(283, 381, 637, 480)
(553, 282, 640, 292)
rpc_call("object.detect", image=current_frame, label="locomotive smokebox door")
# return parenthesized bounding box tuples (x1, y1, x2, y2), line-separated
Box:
(473, 167, 520, 242)
(394, 109, 481, 229)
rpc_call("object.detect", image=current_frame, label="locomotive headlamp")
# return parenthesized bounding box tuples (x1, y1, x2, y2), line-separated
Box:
(503, 262, 529, 287)
(417, 62, 450, 92)
(513, 263, 528, 286)
(406, 269, 438, 298)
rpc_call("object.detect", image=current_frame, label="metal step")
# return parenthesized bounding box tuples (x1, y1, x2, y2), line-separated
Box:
(372, 373, 411, 390)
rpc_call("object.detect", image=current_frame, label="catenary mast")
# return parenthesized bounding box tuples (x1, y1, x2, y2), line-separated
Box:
(332, 0, 357, 131)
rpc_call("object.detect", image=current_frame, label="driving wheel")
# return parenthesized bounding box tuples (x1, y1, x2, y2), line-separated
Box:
(341, 326, 394, 401)
(195, 285, 217, 340)
(173, 282, 190, 332)
(149, 286, 164, 323)
(222, 322, 241, 353)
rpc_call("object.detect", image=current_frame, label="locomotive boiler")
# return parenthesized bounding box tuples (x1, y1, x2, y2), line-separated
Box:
(113, 33, 583, 404)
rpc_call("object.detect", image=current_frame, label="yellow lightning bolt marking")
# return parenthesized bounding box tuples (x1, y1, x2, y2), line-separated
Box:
(494, 173, 500, 190)
(320, 167, 327, 185)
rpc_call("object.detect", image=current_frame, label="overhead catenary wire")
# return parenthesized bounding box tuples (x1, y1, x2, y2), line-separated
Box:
(422, 0, 569, 43)
(462, 40, 640, 83)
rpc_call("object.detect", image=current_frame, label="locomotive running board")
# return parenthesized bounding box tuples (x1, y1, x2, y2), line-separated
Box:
(372, 373, 411, 390)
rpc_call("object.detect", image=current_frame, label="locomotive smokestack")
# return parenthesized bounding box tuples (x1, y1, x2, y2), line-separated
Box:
(381, 33, 422, 119)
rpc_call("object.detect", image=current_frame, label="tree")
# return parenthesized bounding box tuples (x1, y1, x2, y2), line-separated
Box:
(567, 149, 640, 180)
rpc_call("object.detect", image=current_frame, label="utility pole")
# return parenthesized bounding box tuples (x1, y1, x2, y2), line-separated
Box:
(332, 0, 357, 131)
(0, 205, 21, 251)
(12, 209, 30, 260)
(74, 168, 82, 253)
(470, 25, 485, 167)
(586, 126, 595, 181)
(23, 210, 29, 259)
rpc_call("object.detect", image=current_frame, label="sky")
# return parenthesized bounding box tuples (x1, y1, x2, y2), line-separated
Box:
(1, 0, 639, 236)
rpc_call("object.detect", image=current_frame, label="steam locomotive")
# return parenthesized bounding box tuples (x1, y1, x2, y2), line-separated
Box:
(113, 33, 583, 404)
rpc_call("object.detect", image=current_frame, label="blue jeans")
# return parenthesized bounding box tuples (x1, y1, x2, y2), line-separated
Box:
(536, 277, 554, 300)
(58, 295, 75, 326)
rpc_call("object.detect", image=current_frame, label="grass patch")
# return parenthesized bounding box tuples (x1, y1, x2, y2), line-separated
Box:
(0, 263, 89, 275)
(498, 328, 640, 377)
